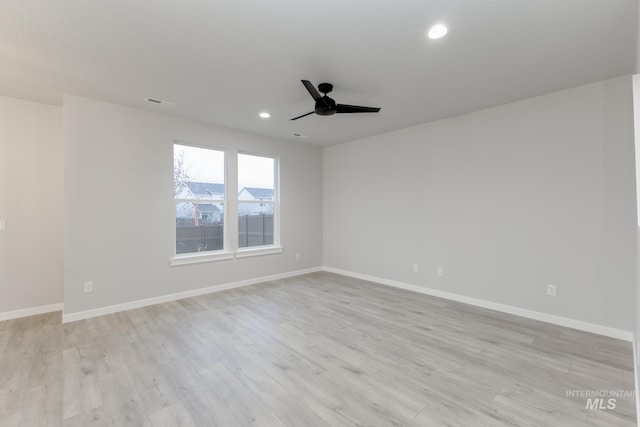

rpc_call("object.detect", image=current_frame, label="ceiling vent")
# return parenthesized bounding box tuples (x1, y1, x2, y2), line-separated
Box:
(145, 97, 178, 108)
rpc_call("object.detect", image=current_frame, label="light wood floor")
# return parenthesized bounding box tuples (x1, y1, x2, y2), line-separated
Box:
(0, 272, 636, 426)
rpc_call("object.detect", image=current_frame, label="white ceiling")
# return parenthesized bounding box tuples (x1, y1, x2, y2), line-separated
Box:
(0, 0, 637, 146)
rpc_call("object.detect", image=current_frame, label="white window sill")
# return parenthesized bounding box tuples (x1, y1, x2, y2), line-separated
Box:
(170, 245, 283, 266)
(170, 251, 234, 266)
(236, 245, 283, 258)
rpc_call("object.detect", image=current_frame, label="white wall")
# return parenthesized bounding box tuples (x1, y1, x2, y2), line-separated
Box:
(0, 96, 63, 314)
(324, 76, 636, 331)
(63, 95, 323, 315)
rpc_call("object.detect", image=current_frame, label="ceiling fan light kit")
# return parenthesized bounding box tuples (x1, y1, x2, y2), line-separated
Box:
(291, 80, 381, 121)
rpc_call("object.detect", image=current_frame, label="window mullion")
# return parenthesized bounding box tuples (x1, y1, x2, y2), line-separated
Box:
(226, 149, 239, 253)
(273, 157, 280, 247)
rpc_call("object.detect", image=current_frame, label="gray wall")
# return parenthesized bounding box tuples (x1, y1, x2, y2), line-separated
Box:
(324, 76, 637, 331)
(635, 1, 640, 75)
(64, 95, 323, 315)
(0, 96, 63, 313)
(633, 74, 640, 375)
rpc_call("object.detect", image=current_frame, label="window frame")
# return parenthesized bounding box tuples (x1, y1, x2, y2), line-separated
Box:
(171, 142, 231, 265)
(236, 151, 281, 256)
(170, 144, 282, 267)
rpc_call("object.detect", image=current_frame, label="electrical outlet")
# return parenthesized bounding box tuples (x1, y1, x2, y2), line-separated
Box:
(546, 284, 556, 297)
(0, 219, 5, 231)
(84, 281, 94, 293)
(295, 253, 300, 260)
(437, 267, 444, 277)
(413, 264, 419, 273)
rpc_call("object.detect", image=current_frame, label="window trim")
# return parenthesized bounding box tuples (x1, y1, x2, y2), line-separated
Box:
(172, 142, 228, 258)
(237, 151, 280, 249)
(170, 143, 282, 266)
(236, 245, 284, 258)
(170, 251, 235, 266)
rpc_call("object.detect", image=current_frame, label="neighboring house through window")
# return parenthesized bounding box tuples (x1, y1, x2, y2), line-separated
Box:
(238, 153, 277, 248)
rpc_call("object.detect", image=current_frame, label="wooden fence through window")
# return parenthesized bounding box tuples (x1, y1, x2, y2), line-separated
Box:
(176, 214, 273, 254)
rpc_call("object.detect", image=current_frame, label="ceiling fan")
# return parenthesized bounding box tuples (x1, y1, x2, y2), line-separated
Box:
(290, 80, 381, 121)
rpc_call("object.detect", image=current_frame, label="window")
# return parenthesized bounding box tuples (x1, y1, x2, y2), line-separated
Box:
(174, 144, 225, 255)
(238, 153, 276, 249)
(172, 144, 281, 264)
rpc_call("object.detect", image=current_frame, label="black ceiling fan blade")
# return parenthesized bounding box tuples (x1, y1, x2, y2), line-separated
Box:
(336, 104, 381, 114)
(290, 111, 315, 121)
(301, 80, 331, 109)
(301, 80, 322, 100)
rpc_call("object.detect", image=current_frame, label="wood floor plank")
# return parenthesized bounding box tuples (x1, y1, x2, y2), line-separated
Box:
(0, 411, 21, 427)
(63, 406, 106, 427)
(127, 359, 180, 414)
(201, 362, 287, 427)
(61, 347, 102, 420)
(215, 341, 333, 427)
(158, 360, 243, 427)
(148, 402, 196, 427)
(17, 382, 60, 426)
(0, 351, 34, 419)
(98, 368, 150, 427)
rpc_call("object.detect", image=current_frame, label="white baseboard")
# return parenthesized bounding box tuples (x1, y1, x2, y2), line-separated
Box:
(323, 266, 633, 342)
(62, 267, 322, 323)
(0, 303, 64, 322)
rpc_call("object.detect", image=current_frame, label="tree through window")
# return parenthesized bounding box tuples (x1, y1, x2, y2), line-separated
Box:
(174, 144, 225, 254)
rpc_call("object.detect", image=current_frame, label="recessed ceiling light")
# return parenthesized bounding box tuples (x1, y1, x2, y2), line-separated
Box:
(259, 112, 271, 119)
(427, 24, 448, 40)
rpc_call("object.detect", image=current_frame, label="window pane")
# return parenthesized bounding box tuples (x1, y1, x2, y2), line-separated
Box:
(238, 154, 274, 200)
(175, 203, 224, 253)
(238, 154, 275, 248)
(174, 144, 225, 254)
(238, 212, 273, 248)
(174, 144, 225, 198)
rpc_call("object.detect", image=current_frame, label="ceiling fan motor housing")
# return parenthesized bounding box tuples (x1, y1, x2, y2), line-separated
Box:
(317, 83, 333, 94)
(315, 96, 337, 116)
